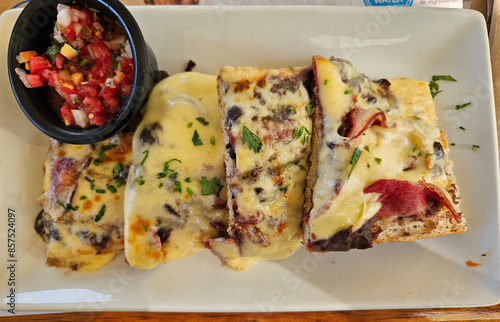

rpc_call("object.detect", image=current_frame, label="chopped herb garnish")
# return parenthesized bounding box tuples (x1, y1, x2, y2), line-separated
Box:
(364, 145, 370, 152)
(55, 21, 59, 31)
(57, 201, 79, 211)
(374, 157, 382, 164)
(192, 130, 203, 146)
(472, 144, 480, 150)
(288, 106, 295, 111)
(210, 136, 216, 145)
(115, 181, 122, 188)
(279, 184, 290, 194)
(173, 181, 182, 193)
(289, 66, 295, 73)
(196, 117, 210, 126)
(418, 152, 423, 157)
(141, 150, 149, 165)
(284, 82, 288, 93)
(187, 122, 193, 128)
(138, 176, 145, 185)
(432, 75, 457, 82)
(425, 153, 434, 158)
(94, 144, 118, 165)
(96, 189, 106, 194)
(324, 79, 329, 85)
(111, 62, 118, 70)
(185, 177, 192, 183)
(157, 159, 182, 179)
(200, 177, 223, 197)
(93, 204, 106, 222)
(294, 126, 311, 145)
(459, 126, 466, 131)
(158, 183, 164, 188)
(44, 45, 61, 65)
(482, 253, 487, 257)
(271, 108, 276, 113)
(143, 226, 148, 232)
(299, 165, 307, 171)
(344, 89, 353, 95)
(85, 176, 95, 190)
(56, 201, 66, 209)
(79, 58, 88, 67)
(80, 195, 87, 200)
(367, 163, 371, 168)
(348, 148, 363, 179)
(455, 102, 471, 110)
(242, 126, 262, 153)
(413, 147, 418, 153)
(450, 143, 456, 146)
(187, 187, 194, 197)
(307, 103, 313, 115)
(429, 81, 443, 98)
(346, 241, 351, 248)
(107, 184, 117, 193)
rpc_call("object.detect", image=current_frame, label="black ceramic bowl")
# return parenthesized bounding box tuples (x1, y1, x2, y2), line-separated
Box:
(8, 0, 158, 144)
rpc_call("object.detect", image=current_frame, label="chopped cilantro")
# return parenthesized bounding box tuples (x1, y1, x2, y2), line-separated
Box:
(138, 176, 145, 185)
(348, 148, 363, 179)
(185, 177, 192, 183)
(143, 226, 148, 232)
(242, 126, 262, 153)
(157, 159, 182, 179)
(307, 103, 313, 115)
(364, 145, 370, 152)
(173, 181, 182, 193)
(299, 165, 307, 171)
(141, 150, 149, 165)
(374, 157, 382, 164)
(187, 122, 193, 128)
(279, 184, 290, 194)
(294, 126, 311, 145)
(192, 130, 203, 146)
(455, 102, 471, 110)
(425, 153, 434, 158)
(200, 177, 223, 197)
(107, 184, 117, 193)
(324, 79, 329, 85)
(450, 143, 456, 146)
(79, 195, 87, 200)
(459, 126, 466, 131)
(210, 136, 215, 145)
(187, 187, 193, 197)
(289, 66, 295, 73)
(344, 89, 353, 95)
(85, 176, 95, 190)
(93, 204, 106, 222)
(196, 117, 210, 126)
(472, 144, 480, 150)
(432, 75, 457, 82)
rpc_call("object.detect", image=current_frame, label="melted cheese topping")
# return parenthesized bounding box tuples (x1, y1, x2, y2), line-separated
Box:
(206, 66, 312, 270)
(309, 56, 454, 240)
(36, 133, 132, 272)
(124, 72, 228, 269)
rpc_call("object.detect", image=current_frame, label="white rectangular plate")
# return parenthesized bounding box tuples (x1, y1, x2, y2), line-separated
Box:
(0, 6, 499, 313)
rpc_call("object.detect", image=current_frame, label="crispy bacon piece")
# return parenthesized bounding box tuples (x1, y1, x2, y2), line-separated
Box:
(339, 107, 387, 139)
(364, 179, 460, 223)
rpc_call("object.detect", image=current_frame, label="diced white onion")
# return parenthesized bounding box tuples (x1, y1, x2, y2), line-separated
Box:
(53, 28, 66, 44)
(92, 22, 104, 32)
(71, 39, 84, 50)
(16, 55, 25, 64)
(15, 67, 31, 88)
(123, 40, 132, 59)
(104, 35, 126, 51)
(71, 8, 86, 21)
(87, 46, 95, 60)
(105, 78, 115, 88)
(73, 22, 82, 36)
(71, 109, 89, 128)
(57, 5, 72, 28)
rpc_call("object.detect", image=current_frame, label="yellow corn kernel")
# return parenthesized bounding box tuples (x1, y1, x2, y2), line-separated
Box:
(60, 43, 79, 60)
(95, 31, 102, 39)
(71, 73, 84, 86)
(62, 83, 74, 89)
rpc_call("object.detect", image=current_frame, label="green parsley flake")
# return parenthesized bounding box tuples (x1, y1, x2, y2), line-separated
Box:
(96, 189, 106, 194)
(157, 159, 182, 179)
(294, 126, 311, 145)
(141, 150, 149, 165)
(271, 108, 276, 113)
(425, 153, 434, 158)
(187, 187, 194, 197)
(432, 75, 457, 82)
(459, 126, 466, 131)
(185, 177, 192, 183)
(187, 122, 193, 128)
(173, 181, 182, 193)
(450, 143, 456, 146)
(93, 204, 106, 222)
(344, 89, 353, 95)
(348, 148, 363, 179)
(324, 79, 329, 85)
(299, 165, 307, 171)
(210, 136, 215, 145)
(289, 66, 295, 73)
(85, 176, 95, 190)
(367, 163, 371, 169)
(364, 145, 370, 152)
(196, 117, 210, 126)
(143, 226, 148, 232)
(279, 184, 290, 194)
(472, 144, 480, 150)
(138, 176, 145, 185)
(80, 195, 87, 200)
(200, 177, 223, 197)
(192, 130, 203, 146)
(107, 184, 117, 193)
(307, 103, 313, 115)
(284, 82, 288, 93)
(374, 157, 382, 164)
(242, 126, 262, 153)
(455, 102, 471, 110)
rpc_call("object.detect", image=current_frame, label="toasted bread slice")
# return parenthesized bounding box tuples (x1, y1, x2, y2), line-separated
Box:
(304, 56, 466, 252)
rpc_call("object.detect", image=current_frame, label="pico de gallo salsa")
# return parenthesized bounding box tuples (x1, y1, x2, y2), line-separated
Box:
(15, 4, 134, 128)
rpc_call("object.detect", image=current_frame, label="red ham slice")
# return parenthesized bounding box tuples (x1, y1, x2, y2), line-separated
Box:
(344, 107, 387, 139)
(363, 179, 460, 223)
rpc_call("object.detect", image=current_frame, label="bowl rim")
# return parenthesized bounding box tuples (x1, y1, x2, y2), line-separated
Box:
(7, 0, 154, 144)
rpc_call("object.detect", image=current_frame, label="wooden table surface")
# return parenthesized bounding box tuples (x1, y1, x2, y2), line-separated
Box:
(2, 0, 500, 320)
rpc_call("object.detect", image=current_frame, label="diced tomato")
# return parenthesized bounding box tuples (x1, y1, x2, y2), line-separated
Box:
(82, 97, 102, 112)
(47, 71, 60, 88)
(60, 86, 79, 103)
(26, 74, 44, 88)
(38, 68, 52, 82)
(55, 53, 65, 69)
(91, 38, 112, 66)
(29, 56, 51, 74)
(60, 104, 75, 125)
(62, 22, 76, 43)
